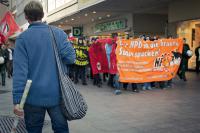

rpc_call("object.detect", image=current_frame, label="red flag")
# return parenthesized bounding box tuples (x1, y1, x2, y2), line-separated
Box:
(0, 11, 20, 39)
(89, 41, 109, 75)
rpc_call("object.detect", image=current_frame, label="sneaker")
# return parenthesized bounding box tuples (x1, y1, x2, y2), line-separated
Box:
(183, 77, 187, 82)
(97, 83, 102, 88)
(132, 89, 140, 93)
(161, 87, 167, 90)
(147, 86, 152, 90)
(114, 90, 122, 95)
(82, 82, 88, 85)
(178, 73, 182, 79)
(167, 85, 172, 88)
(124, 88, 127, 90)
(142, 86, 146, 91)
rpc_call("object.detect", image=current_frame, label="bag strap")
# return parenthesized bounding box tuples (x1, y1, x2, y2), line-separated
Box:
(49, 26, 77, 94)
(48, 26, 66, 77)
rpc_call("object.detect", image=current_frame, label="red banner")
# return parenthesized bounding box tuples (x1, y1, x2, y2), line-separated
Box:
(0, 11, 20, 39)
(89, 41, 109, 75)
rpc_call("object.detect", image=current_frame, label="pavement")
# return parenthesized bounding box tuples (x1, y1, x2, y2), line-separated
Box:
(0, 72, 200, 133)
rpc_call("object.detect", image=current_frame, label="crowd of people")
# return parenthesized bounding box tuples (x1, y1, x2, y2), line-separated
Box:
(66, 35, 199, 95)
(1, 32, 200, 95)
(1, 34, 200, 92)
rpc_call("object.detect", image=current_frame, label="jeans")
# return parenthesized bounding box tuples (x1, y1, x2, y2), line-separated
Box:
(24, 104, 69, 133)
(113, 74, 120, 90)
(143, 82, 151, 90)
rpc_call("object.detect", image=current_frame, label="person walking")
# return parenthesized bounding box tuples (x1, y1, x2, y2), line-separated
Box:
(12, 1, 76, 133)
(178, 38, 191, 81)
(74, 37, 89, 85)
(195, 42, 200, 74)
(0, 44, 9, 86)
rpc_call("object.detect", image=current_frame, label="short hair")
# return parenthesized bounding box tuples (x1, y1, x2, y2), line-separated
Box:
(24, 1, 44, 22)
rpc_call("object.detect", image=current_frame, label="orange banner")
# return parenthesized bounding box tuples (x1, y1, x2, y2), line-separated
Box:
(116, 38, 183, 83)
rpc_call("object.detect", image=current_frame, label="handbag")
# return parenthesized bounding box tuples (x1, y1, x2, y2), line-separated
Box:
(49, 26, 88, 121)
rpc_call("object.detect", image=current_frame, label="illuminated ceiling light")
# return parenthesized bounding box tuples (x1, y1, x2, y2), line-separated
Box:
(71, 18, 74, 21)
(91, 18, 94, 22)
(92, 11, 96, 14)
(98, 17, 102, 20)
(58, 25, 62, 27)
(85, 13, 88, 16)
(106, 14, 111, 18)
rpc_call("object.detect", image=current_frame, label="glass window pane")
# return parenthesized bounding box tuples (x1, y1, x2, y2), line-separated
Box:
(48, 0, 55, 12)
(56, 0, 65, 8)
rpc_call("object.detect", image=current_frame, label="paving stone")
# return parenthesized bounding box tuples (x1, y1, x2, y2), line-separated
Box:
(0, 72, 200, 133)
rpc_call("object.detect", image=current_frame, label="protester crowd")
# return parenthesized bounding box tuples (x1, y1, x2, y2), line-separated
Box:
(65, 34, 199, 95)
(1, 33, 199, 95)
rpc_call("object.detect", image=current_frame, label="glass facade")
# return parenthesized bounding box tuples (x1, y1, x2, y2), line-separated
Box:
(48, 0, 74, 12)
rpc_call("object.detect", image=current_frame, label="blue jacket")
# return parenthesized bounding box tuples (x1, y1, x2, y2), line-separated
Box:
(12, 22, 76, 106)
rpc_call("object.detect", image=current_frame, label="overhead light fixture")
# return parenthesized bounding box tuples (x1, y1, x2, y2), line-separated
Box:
(85, 13, 88, 16)
(58, 25, 62, 27)
(71, 18, 74, 21)
(91, 18, 94, 22)
(98, 17, 102, 20)
(92, 11, 96, 14)
(106, 14, 111, 18)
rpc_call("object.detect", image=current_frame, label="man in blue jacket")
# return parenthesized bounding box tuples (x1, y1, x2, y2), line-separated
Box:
(12, 1, 75, 133)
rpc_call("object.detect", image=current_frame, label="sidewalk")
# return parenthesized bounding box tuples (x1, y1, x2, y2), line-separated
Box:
(0, 72, 200, 133)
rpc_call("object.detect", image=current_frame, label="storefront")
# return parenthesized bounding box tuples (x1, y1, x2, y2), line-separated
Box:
(83, 13, 133, 38)
(177, 20, 200, 69)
